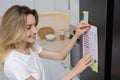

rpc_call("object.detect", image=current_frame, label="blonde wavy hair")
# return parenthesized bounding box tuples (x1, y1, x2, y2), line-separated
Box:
(0, 5, 39, 70)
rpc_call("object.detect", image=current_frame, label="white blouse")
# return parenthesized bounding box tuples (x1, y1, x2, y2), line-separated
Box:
(4, 44, 45, 80)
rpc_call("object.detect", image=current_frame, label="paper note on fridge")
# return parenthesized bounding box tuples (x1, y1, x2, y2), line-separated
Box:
(82, 25, 98, 72)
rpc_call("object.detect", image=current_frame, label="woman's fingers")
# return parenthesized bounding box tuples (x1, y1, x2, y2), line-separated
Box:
(72, 53, 93, 75)
(75, 20, 90, 36)
(81, 27, 89, 33)
(85, 54, 93, 62)
(86, 62, 92, 67)
(78, 20, 90, 28)
(83, 53, 93, 66)
(85, 56, 93, 65)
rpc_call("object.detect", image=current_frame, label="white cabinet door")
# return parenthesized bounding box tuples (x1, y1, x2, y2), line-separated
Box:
(0, 0, 36, 16)
(12, 0, 35, 9)
(36, 0, 70, 13)
(70, 0, 79, 25)
(55, 0, 80, 24)
(0, 0, 12, 16)
(35, 0, 56, 12)
(55, 0, 69, 13)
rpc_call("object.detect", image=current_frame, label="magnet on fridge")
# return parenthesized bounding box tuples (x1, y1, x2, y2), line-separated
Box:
(83, 11, 89, 22)
(94, 59, 97, 63)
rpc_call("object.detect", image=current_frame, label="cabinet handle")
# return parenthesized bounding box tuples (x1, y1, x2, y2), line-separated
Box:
(68, 0, 71, 10)
(61, 62, 67, 69)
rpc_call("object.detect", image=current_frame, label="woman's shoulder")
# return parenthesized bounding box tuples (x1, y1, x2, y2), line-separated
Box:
(4, 50, 27, 66)
(5, 50, 16, 61)
(4, 50, 19, 64)
(4, 50, 28, 71)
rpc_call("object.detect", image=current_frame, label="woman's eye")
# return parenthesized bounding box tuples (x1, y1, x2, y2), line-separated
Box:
(27, 25, 32, 30)
(27, 27, 31, 30)
(27, 24, 36, 30)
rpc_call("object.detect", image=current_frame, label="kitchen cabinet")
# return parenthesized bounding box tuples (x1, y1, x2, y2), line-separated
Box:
(35, 0, 56, 12)
(36, 0, 80, 25)
(12, 0, 35, 9)
(69, 0, 79, 25)
(0, 0, 79, 25)
(55, 0, 80, 25)
(40, 58, 79, 80)
(55, 0, 69, 13)
(36, 0, 69, 13)
(36, 38, 79, 80)
(0, 0, 35, 16)
(0, 0, 12, 16)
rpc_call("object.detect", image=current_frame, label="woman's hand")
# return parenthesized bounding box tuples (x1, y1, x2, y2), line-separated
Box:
(72, 53, 93, 76)
(74, 20, 90, 38)
(61, 53, 93, 80)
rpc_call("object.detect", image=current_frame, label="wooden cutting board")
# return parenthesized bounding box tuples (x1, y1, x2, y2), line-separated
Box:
(38, 27, 55, 39)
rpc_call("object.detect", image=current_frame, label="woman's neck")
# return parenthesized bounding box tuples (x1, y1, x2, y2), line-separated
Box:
(15, 42, 30, 55)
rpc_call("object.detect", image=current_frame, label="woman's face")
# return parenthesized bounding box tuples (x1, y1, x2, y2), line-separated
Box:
(23, 14, 37, 43)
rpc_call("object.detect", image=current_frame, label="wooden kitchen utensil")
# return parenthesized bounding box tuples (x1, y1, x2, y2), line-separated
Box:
(38, 27, 55, 39)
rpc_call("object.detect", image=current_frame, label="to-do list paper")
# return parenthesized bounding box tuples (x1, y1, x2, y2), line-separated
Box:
(82, 25, 98, 72)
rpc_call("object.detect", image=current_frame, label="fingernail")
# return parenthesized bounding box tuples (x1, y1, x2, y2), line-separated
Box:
(81, 26, 87, 29)
(87, 25, 91, 28)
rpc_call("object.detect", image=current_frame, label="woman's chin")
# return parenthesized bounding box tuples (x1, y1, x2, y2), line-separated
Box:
(28, 39, 36, 43)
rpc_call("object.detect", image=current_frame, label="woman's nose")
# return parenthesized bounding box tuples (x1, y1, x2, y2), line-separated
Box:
(32, 26, 37, 33)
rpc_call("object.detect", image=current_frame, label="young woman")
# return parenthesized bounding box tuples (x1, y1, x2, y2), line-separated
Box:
(0, 5, 93, 80)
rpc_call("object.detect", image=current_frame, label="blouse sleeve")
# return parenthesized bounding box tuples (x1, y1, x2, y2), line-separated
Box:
(34, 44, 43, 54)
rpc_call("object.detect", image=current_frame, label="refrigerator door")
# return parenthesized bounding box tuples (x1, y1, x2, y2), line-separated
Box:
(79, 0, 107, 80)
(111, 0, 120, 80)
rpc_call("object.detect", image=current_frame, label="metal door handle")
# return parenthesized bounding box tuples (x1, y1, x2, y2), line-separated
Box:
(68, 0, 71, 10)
